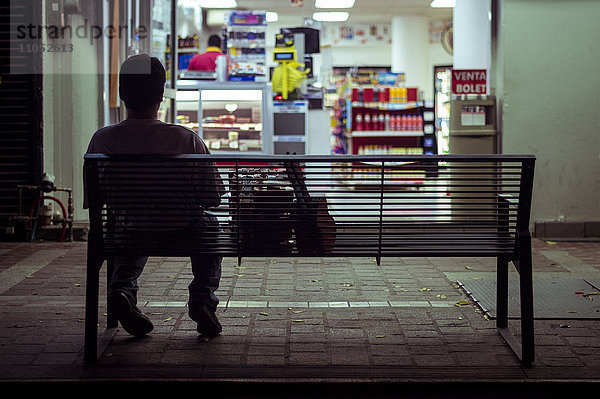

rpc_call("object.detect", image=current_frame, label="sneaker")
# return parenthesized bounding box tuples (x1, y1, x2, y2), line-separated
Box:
(188, 304, 222, 336)
(109, 292, 154, 337)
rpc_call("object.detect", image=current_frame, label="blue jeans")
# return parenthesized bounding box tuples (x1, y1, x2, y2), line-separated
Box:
(108, 212, 223, 312)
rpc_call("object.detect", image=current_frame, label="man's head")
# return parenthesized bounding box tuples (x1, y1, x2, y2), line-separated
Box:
(119, 54, 166, 111)
(208, 34, 221, 49)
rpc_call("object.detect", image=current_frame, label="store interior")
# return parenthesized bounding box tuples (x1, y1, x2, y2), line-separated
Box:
(152, 0, 456, 157)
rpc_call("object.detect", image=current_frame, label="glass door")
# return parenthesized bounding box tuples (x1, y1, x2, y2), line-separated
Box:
(151, 0, 177, 123)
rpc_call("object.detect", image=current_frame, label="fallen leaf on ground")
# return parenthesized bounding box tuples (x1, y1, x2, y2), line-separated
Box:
(546, 241, 557, 245)
(454, 300, 471, 307)
(376, 335, 386, 338)
(418, 287, 432, 292)
(464, 266, 474, 270)
(259, 312, 269, 316)
(163, 317, 172, 322)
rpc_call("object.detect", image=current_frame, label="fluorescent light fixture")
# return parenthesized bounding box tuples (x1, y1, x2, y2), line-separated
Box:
(201, 90, 262, 101)
(312, 12, 349, 22)
(206, 10, 228, 26)
(315, 0, 355, 8)
(224, 103, 238, 113)
(266, 11, 279, 22)
(198, 0, 237, 8)
(430, 0, 455, 7)
(176, 91, 200, 102)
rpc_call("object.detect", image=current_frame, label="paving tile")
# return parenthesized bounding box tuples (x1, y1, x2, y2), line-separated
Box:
(1, 240, 600, 383)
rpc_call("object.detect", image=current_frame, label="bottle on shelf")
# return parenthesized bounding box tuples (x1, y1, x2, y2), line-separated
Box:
(400, 115, 407, 131)
(378, 114, 385, 131)
(355, 113, 363, 131)
(364, 114, 371, 131)
(384, 114, 390, 131)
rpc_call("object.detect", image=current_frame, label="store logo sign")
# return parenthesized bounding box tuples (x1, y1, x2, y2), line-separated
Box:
(452, 69, 487, 95)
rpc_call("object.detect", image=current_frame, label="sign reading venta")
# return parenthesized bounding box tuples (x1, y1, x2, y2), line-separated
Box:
(452, 69, 487, 95)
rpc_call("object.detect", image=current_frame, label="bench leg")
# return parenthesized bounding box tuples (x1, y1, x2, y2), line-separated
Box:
(496, 257, 509, 329)
(84, 255, 102, 364)
(496, 238, 535, 368)
(518, 236, 535, 367)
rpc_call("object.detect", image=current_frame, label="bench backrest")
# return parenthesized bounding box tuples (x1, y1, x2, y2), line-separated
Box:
(84, 154, 535, 259)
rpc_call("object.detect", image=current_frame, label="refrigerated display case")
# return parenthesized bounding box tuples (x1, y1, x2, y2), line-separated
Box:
(176, 81, 272, 153)
(434, 65, 452, 155)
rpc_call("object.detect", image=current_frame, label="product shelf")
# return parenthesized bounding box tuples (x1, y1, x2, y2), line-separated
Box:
(350, 131, 424, 137)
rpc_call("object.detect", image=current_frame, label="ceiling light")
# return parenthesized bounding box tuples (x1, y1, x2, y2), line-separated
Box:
(266, 12, 279, 22)
(315, 0, 355, 8)
(198, 0, 237, 8)
(312, 12, 349, 22)
(430, 0, 455, 7)
(206, 10, 228, 25)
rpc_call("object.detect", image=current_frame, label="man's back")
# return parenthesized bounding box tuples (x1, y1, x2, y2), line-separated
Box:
(84, 119, 225, 225)
(87, 118, 205, 154)
(187, 47, 223, 72)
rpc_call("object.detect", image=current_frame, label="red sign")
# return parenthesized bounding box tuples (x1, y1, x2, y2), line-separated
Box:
(452, 69, 487, 95)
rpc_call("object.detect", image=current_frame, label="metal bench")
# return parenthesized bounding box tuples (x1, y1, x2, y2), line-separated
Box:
(83, 154, 536, 367)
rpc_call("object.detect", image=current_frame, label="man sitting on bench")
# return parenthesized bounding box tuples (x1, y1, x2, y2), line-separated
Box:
(83, 54, 226, 338)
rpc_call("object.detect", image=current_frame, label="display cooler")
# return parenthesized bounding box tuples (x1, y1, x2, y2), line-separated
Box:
(176, 81, 272, 154)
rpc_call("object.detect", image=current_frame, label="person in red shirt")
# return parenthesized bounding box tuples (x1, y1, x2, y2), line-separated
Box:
(188, 34, 224, 71)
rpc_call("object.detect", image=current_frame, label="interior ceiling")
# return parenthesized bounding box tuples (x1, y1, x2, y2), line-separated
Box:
(234, 0, 453, 24)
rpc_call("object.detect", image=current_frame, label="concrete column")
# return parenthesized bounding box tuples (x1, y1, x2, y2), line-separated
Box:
(453, 0, 491, 70)
(391, 15, 429, 90)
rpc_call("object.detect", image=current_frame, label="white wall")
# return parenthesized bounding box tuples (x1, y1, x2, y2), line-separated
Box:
(498, 0, 600, 225)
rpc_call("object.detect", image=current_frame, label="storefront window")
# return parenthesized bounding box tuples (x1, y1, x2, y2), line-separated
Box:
(152, 0, 174, 88)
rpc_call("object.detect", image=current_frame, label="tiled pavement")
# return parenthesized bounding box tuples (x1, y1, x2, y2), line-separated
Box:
(0, 239, 599, 396)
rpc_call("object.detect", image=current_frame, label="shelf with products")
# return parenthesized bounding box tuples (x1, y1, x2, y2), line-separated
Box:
(225, 10, 267, 82)
(350, 131, 424, 137)
(348, 105, 434, 155)
(338, 102, 437, 187)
